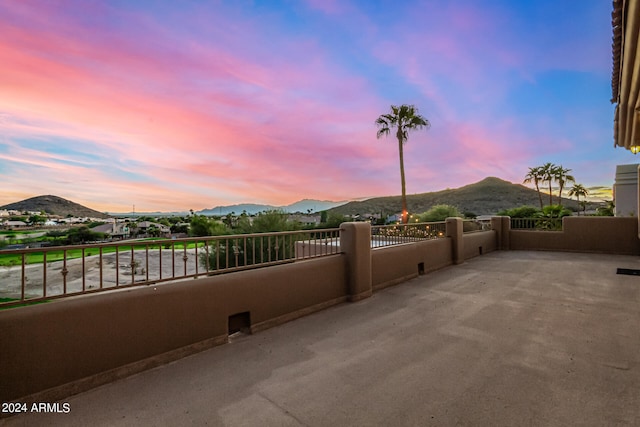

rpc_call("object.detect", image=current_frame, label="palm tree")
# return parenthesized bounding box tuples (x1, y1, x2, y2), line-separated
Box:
(540, 162, 556, 206)
(523, 166, 545, 209)
(568, 184, 589, 215)
(596, 200, 615, 216)
(376, 105, 430, 224)
(554, 166, 575, 207)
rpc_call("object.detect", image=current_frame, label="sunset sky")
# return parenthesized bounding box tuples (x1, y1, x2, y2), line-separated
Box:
(0, 0, 632, 213)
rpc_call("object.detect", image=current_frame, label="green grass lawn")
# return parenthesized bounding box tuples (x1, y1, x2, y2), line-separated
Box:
(0, 297, 49, 310)
(0, 241, 206, 267)
(0, 230, 44, 236)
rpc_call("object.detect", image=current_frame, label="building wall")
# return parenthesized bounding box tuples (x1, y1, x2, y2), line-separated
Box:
(614, 164, 638, 217)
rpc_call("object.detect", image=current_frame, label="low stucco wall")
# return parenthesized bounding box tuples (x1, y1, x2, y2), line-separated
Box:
(463, 231, 498, 260)
(372, 238, 453, 290)
(0, 255, 348, 403)
(510, 216, 640, 255)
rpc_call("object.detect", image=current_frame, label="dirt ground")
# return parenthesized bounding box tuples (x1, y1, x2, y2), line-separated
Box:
(0, 248, 206, 300)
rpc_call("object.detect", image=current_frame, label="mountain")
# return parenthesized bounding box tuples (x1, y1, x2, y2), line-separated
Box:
(198, 199, 347, 215)
(110, 211, 190, 217)
(0, 195, 110, 219)
(328, 177, 582, 216)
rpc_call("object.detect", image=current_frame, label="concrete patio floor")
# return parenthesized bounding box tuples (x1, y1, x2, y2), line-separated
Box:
(5, 250, 640, 426)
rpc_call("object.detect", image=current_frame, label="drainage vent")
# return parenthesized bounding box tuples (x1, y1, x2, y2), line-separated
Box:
(418, 262, 425, 275)
(616, 268, 640, 276)
(479, 246, 483, 255)
(228, 311, 251, 336)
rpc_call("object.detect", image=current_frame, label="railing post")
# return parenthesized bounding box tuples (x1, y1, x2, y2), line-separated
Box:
(446, 217, 464, 265)
(340, 222, 372, 302)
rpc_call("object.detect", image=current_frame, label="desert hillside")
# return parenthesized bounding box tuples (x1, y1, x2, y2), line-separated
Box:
(329, 177, 581, 216)
(0, 195, 109, 219)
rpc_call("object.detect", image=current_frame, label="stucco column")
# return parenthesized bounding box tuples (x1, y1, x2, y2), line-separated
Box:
(500, 216, 511, 250)
(446, 217, 464, 265)
(340, 222, 372, 302)
(491, 216, 510, 250)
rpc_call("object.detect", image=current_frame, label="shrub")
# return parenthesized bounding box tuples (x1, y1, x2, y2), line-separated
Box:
(533, 205, 572, 230)
(538, 205, 572, 219)
(497, 206, 540, 218)
(189, 215, 229, 237)
(419, 204, 462, 222)
(322, 212, 349, 228)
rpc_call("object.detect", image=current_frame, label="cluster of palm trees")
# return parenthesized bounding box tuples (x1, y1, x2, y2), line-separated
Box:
(524, 163, 589, 214)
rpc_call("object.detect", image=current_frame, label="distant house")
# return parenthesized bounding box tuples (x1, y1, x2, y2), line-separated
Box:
(288, 214, 321, 226)
(3, 220, 27, 229)
(136, 221, 171, 237)
(91, 223, 130, 240)
(387, 214, 403, 223)
(57, 217, 85, 224)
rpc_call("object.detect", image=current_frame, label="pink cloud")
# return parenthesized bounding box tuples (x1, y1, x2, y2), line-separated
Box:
(0, 1, 618, 212)
(0, 4, 391, 211)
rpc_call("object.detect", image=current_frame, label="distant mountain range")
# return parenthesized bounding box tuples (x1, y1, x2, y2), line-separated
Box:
(0, 195, 109, 219)
(198, 199, 347, 216)
(2, 178, 611, 219)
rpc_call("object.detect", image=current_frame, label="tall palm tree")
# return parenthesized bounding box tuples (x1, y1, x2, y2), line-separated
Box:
(554, 165, 575, 207)
(540, 162, 556, 206)
(376, 105, 430, 223)
(523, 166, 545, 209)
(568, 184, 589, 215)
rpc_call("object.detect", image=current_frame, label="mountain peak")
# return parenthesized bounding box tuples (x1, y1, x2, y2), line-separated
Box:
(198, 199, 347, 216)
(329, 176, 578, 216)
(0, 195, 109, 218)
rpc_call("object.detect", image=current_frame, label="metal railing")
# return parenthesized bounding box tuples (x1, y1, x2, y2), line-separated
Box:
(371, 222, 447, 248)
(0, 228, 341, 308)
(510, 217, 563, 231)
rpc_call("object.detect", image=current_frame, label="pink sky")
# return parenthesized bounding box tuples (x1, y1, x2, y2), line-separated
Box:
(0, 1, 631, 213)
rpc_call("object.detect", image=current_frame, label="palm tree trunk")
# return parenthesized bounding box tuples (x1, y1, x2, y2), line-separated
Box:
(548, 181, 553, 205)
(397, 132, 408, 224)
(535, 182, 543, 209)
(558, 184, 564, 207)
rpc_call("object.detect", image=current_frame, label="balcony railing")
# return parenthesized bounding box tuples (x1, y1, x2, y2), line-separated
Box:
(0, 228, 341, 308)
(510, 217, 563, 231)
(371, 222, 447, 248)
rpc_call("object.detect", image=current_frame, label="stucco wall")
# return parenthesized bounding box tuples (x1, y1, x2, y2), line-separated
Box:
(463, 231, 498, 260)
(372, 238, 453, 290)
(509, 216, 640, 255)
(0, 255, 348, 403)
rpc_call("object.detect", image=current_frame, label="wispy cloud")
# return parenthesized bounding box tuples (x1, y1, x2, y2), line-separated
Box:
(0, 0, 628, 212)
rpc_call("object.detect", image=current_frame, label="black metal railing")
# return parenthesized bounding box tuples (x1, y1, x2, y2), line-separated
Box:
(371, 222, 447, 248)
(510, 217, 563, 231)
(0, 228, 341, 308)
